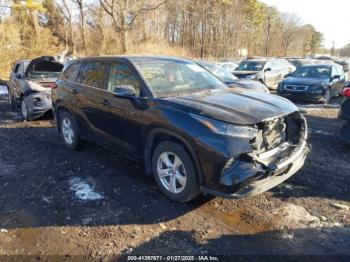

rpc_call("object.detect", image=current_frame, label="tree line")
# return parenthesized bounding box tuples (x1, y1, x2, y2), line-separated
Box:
(0, 0, 325, 78)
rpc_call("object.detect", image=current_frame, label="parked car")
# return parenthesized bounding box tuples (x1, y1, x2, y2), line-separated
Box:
(286, 58, 317, 69)
(218, 61, 239, 72)
(8, 56, 64, 120)
(339, 82, 350, 142)
(196, 60, 269, 93)
(315, 56, 349, 73)
(52, 56, 310, 202)
(233, 58, 293, 89)
(0, 79, 8, 95)
(277, 64, 346, 104)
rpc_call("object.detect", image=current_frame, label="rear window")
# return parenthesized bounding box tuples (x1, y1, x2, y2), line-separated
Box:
(63, 63, 81, 82)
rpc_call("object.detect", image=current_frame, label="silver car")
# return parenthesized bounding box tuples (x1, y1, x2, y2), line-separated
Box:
(8, 56, 63, 120)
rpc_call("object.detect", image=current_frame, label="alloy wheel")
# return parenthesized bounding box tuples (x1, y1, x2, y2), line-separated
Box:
(157, 152, 187, 194)
(61, 117, 75, 145)
(21, 100, 28, 119)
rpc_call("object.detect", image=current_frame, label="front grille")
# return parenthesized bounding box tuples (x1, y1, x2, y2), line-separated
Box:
(285, 85, 308, 91)
(252, 112, 304, 153)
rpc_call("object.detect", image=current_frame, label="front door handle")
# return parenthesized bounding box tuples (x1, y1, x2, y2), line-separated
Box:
(102, 99, 110, 106)
(72, 89, 78, 95)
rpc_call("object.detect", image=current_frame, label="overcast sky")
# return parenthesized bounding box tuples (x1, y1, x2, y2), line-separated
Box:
(260, 0, 349, 49)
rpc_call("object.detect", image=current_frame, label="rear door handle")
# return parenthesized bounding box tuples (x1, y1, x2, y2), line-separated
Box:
(102, 99, 110, 106)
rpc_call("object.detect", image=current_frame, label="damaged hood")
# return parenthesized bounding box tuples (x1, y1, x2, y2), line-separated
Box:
(25, 56, 63, 78)
(167, 89, 298, 125)
(232, 70, 260, 78)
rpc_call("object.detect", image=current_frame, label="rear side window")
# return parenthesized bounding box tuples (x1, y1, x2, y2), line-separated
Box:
(63, 63, 81, 82)
(78, 62, 106, 89)
(107, 62, 140, 95)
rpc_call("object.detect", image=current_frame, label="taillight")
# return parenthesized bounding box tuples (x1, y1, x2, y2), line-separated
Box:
(342, 87, 350, 97)
(50, 83, 58, 89)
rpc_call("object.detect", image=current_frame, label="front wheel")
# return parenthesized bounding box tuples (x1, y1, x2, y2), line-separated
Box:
(322, 88, 331, 104)
(21, 99, 30, 120)
(58, 110, 81, 150)
(152, 141, 200, 202)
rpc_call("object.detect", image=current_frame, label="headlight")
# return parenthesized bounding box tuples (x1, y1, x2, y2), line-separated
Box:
(190, 114, 258, 139)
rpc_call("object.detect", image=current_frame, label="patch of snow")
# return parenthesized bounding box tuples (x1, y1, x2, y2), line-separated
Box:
(297, 103, 340, 110)
(275, 203, 321, 229)
(308, 128, 335, 136)
(69, 177, 103, 201)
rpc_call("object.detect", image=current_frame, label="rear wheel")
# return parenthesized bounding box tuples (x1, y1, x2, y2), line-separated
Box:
(152, 141, 200, 202)
(58, 110, 81, 150)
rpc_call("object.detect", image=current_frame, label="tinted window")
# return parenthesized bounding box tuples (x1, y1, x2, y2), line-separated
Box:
(78, 62, 106, 89)
(63, 63, 81, 82)
(107, 62, 141, 95)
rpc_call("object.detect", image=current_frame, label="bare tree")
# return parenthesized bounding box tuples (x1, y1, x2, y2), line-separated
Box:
(99, 0, 167, 53)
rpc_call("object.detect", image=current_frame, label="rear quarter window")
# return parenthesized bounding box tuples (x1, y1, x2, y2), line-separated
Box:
(63, 63, 81, 82)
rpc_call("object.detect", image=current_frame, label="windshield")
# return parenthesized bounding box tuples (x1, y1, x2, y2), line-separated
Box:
(133, 60, 227, 96)
(201, 63, 238, 81)
(236, 61, 265, 71)
(291, 66, 331, 78)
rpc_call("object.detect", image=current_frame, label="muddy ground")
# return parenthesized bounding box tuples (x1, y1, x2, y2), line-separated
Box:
(0, 91, 349, 260)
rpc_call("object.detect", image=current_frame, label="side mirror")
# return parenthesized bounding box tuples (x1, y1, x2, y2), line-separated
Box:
(333, 75, 341, 80)
(264, 68, 272, 72)
(113, 85, 136, 97)
(15, 73, 22, 79)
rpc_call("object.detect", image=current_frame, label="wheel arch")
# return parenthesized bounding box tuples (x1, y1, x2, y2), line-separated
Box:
(144, 128, 203, 183)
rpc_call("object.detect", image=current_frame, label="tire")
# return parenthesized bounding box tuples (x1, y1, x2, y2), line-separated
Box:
(322, 88, 331, 104)
(21, 99, 31, 121)
(7, 89, 16, 110)
(58, 110, 81, 150)
(152, 141, 200, 202)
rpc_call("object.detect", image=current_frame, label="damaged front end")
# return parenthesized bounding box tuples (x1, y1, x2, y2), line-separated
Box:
(21, 56, 63, 119)
(203, 111, 310, 198)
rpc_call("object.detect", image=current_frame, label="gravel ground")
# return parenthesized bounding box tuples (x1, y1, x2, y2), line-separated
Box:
(0, 92, 349, 260)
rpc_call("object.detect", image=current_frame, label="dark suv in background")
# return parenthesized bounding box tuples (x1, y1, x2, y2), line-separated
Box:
(52, 56, 309, 202)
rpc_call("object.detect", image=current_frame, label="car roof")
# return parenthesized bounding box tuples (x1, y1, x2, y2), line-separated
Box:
(300, 64, 333, 68)
(73, 55, 194, 64)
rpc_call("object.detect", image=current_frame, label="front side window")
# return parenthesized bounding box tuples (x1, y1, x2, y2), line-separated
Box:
(78, 62, 106, 89)
(133, 60, 227, 97)
(107, 62, 141, 95)
(63, 63, 81, 82)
